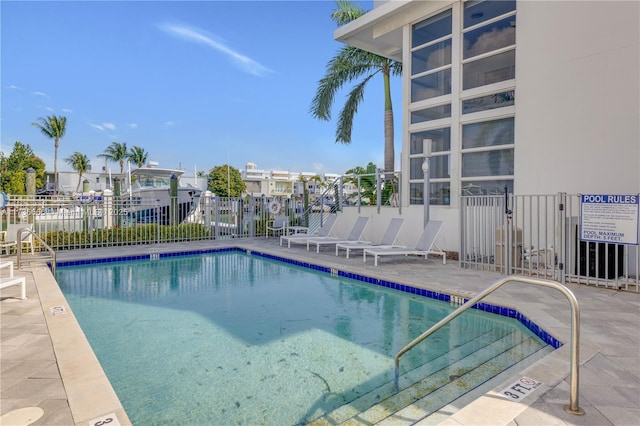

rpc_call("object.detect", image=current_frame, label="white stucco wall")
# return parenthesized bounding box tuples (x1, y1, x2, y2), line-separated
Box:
(514, 0, 640, 195)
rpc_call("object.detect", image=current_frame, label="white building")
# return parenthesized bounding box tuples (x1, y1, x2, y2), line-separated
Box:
(334, 0, 639, 252)
(240, 162, 354, 199)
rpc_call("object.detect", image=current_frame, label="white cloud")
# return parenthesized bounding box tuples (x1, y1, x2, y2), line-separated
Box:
(89, 122, 116, 131)
(7, 85, 23, 90)
(129, 123, 138, 129)
(158, 23, 273, 77)
(33, 91, 48, 97)
(62, 108, 74, 114)
(165, 121, 176, 127)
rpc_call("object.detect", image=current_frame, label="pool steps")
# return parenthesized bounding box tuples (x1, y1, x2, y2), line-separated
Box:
(308, 330, 552, 425)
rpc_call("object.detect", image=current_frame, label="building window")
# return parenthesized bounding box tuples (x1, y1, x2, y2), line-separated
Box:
(406, 1, 516, 206)
(409, 128, 451, 205)
(462, 90, 514, 114)
(462, 0, 516, 90)
(461, 117, 514, 193)
(411, 103, 451, 124)
(411, 10, 452, 102)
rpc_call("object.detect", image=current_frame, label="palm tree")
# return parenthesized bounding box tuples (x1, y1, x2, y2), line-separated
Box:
(98, 142, 128, 178)
(128, 145, 148, 168)
(64, 152, 91, 193)
(311, 0, 402, 173)
(32, 115, 67, 195)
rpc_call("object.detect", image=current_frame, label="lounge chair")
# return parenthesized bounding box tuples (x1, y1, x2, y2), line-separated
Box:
(266, 215, 289, 238)
(306, 216, 370, 253)
(280, 214, 337, 248)
(363, 220, 445, 266)
(336, 217, 404, 258)
(0, 261, 26, 300)
(3, 224, 35, 254)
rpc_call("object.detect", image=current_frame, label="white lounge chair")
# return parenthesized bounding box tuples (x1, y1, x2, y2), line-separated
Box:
(0, 261, 26, 300)
(336, 217, 404, 258)
(3, 224, 35, 254)
(280, 214, 337, 248)
(306, 216, 370, 252)
(363, 221, 446, 266)
(266, 215, 289, 238)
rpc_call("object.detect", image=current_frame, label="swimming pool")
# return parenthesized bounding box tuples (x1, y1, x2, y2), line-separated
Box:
(56, 250, 553, 425)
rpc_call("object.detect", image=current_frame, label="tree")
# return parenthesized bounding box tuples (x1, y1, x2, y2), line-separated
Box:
(64, 152, 91, 192)
(207, 165, 246, 197)
(0, 141, 46, 195)
(310, 0, 402, 173)
(128, 146, 149, 168)
(32, 115, 67, 194)
(98, 142, 128, 177)
(345, 162, 377, 205)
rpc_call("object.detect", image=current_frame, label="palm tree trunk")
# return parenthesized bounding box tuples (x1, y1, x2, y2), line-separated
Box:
(54, 138, 59, 195)
(383, 70, 394, 173)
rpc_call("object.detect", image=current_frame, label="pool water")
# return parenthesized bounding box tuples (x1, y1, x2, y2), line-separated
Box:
(56, 252, 546, 425)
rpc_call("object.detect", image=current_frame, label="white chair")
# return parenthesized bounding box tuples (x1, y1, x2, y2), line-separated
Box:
(336, 217, 404, 258)
(306, 216, 370, 252)
(363, 221, 446, 266)
(0, 231, 17, 255)
(280, 214, 337, 248)
(266, 215, 289, 238)
(4, 224, 35, 254)
(0, 261, 26, 300)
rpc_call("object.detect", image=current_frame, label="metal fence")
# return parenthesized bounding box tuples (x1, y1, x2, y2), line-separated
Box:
(460, 193, 639, 292)
(0, 195, 332, 250)
(1, 171, 405, 251)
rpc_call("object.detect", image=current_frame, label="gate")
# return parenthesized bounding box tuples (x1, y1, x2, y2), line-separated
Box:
(460, 193, 639, 292)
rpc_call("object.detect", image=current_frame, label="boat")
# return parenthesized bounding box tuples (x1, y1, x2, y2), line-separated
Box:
(123, 167, 202, 225)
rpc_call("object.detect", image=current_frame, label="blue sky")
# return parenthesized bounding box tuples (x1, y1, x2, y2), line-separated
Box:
(1, 0, 402, 176)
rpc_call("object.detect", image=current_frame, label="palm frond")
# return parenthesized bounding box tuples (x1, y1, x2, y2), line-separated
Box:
(336, 73, 376, 143)
(310, 46, 380, 120)
(331, 0, 366, 26)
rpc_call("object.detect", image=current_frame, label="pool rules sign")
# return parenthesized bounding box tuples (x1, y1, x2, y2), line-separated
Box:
(580, 194, 639, 245)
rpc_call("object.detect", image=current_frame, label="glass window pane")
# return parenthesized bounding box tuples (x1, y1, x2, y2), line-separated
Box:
(410, 156, 449, 180)
(463, 16, 516, 59)
(409, 182, 424, 205)
(412, 39, 452, 75)
(410, 128, 451, 154)
(430, 155, 450, 179)
(463, 50, 515, 90)
(464, 0, 516, 29)
(409, 182, 451, 205)
(411, 104, 451, 124)
(461, 180, 513, 196)
(410, 158, 424, 180)
(462, 149, 514, 177)
(462, 117, 514, 149)
(462, 91, 514, 114)
(430, 182, 451, 205)
(412, 69, 452, 102)
(412, 9, 452, 48)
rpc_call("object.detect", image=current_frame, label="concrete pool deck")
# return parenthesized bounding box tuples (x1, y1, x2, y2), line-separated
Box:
(1, 238, 639, 425)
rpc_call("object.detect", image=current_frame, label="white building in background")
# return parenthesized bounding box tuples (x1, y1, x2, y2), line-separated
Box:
(335, 0, 639, 251)
(240, 162, 353, 199)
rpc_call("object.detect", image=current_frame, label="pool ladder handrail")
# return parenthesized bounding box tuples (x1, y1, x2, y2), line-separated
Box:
(394, 276, 584, 415)
(15, 227, 57, 275)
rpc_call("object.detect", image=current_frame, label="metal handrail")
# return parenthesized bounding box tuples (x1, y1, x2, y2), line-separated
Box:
(15, 227, 57, 275)
(394, 276, 584, 415)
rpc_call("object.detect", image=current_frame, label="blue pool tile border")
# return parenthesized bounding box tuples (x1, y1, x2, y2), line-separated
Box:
(55, 247, 562, 349)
